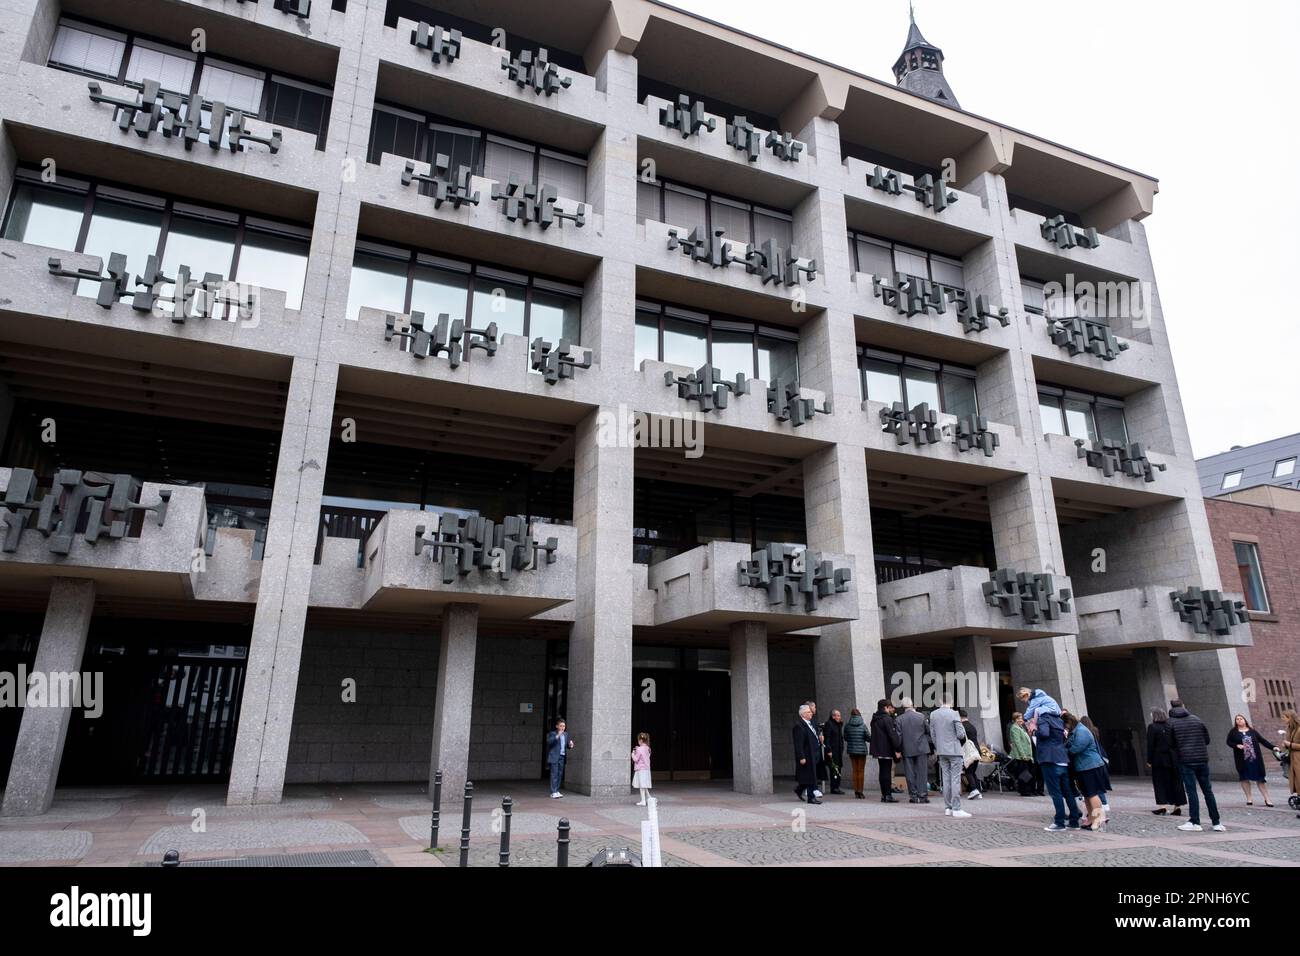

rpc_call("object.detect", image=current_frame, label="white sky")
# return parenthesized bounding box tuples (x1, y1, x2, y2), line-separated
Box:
(666, 0, 1300, 459)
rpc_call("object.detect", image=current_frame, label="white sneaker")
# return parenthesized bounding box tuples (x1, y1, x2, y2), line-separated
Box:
(969, 790, 981, 799)
(1177, 821, 1202, 831)
(636, 801, 647, 807)
(944, 808, 952, 816)
(550, 792, 562, 799)
(1212, 824, 1227, 832)
(812, 790, 823, 798)
(952, 810, 972, 818)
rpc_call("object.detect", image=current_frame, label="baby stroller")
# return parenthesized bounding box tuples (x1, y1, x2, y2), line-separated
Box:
(977, 749, 1016, 793)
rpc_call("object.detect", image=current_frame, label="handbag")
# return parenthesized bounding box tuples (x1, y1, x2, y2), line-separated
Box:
(962, 738, 980, 768)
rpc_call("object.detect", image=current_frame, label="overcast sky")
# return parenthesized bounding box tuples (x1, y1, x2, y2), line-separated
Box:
(667, 0, 1300, 459)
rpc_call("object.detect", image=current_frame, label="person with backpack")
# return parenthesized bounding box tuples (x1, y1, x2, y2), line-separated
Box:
(1168, 699, 1225, 832)
(843, 708, 871, 799)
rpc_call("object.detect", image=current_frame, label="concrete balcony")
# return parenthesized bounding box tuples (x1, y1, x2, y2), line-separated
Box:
(1076, 586, 1253, 653)
(1007, 206, 1148, 280)
(1025, 314, 1159, 388)
(8, 62, 326, 194)
(0, 239, 301, 356)
(849, 271, 1015, 350)
(173, 0, 351, 48)
(841, 157, 995, 238)
(645, 541, 858, 634)
(0, 468, 206, 599)
(1040, 431, 1176, 492)
(878, 565, 1077, 643)
(860, 399, 1031, 473)
(310, 508, 576, 618)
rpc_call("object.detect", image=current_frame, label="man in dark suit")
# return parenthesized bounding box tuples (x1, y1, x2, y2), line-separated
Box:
(793, 704, 822, 804)
(545, 718, 575, 798)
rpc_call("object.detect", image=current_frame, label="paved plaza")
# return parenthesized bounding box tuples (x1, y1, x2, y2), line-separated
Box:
(1, 774, 1296, 868)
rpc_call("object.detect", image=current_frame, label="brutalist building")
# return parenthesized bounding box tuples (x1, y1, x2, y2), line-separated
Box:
(0, 0, 1252, 813)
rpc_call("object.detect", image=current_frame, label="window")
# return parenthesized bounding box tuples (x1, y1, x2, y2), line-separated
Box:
(366, 106, 587, 201)
(1274, 457, 1297, 479)
(3, 169, 311, 313)
(1221, 470, 1244, 490)
(1036, 385, 1127, 443)
(635, 301, 800, 381)
(848, 230, 965, 289)
(346, 243, 582, 359)
(1233, 541, 1270, 613)
(859, 349, 978, 416)
(45, 18, 331, 148)
(639, 179, 793, 246)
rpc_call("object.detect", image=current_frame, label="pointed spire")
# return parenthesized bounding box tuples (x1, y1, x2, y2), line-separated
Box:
(893, 4, 960, 109)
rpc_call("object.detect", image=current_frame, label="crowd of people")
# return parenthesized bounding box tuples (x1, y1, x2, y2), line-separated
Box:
(790, 691, 1300, 833)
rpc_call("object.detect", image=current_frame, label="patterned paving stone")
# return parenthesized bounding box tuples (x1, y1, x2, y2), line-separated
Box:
(864, 817, 1071, 850)
(166, 794, 335, 818)
(1216, 806, 1300, 829)
(0, 829, 92, 862)
(397, 812, 597, 843)
(596, 805, 772, 828)
(1014, 846, 1267, 867)
(1200, 838, 1300, 863)
(667, 825, 921, 864)
(0, 799, 122, 824)
(139, 819, 369, 855)
(896, 859, 989, 866)
(435, 834, 693, 868)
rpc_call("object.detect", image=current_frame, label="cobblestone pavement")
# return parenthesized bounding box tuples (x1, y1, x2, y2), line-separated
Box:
(0, 777, 1295, 867)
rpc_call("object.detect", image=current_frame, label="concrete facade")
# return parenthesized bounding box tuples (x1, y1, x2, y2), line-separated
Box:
(0, 0, 1253, 810)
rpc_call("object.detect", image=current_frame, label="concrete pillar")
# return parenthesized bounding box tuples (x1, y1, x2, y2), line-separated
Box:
(1173, 649, 1246, 778)
(729, 620, 773, 795)
(802, 444, 885, 717)
(565, 407, 634, 796)
(1134, 646, 1178, 725)
(226, 356, 338, 806)
(954, 634, 1004, 752)
(429, 603, 479, 799)
(990, 473, 1088, 714)
(2, 578, 94, 817)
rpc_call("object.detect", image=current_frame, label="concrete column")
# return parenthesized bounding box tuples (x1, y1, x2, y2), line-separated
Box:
(2, 578, 94, 816)
(227, 356, 338, 805)
(429, 603, 479, 799)
(990, 473, 1088, 714)
(565, 407, 634, 796)
(729, 620, 772, 795)
(803, 444, 885, 716)
(1173, 649, 1246, 778)
(953, 634, 1004, 753)
(1134, 646, 1179, 726)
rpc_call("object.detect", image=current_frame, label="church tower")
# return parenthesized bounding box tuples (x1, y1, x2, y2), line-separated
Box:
(892, 5, 960, 108)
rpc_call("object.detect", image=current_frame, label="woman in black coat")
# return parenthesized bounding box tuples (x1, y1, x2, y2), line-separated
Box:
(1226, 714, 1276, 807)
(1146, 708, 1186, 815)
(869, 701, 902, 802)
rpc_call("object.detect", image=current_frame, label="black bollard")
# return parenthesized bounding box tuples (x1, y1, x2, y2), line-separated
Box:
(161, 849, 180, 868)
(556, 818, 570, 868)
(430, 770, 443, 849)
(499, 796, 513, 867)
(458, 781, 474, 867)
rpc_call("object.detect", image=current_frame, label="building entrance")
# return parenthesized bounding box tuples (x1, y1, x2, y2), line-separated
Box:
(631, 645, 732, 781)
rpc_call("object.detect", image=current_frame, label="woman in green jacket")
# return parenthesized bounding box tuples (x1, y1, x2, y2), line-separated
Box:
(1007, 711, 1036, 796)
(843, 708, 871, 799)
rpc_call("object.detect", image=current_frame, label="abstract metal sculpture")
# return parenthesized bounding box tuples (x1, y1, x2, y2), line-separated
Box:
(384, 311, 498, 368)
(867, 166, 958, 213)
(530, 338, 591, 384)
(87, 80, 282, 154)
(764, 130, 804, 163)
(402, 156, 480, 209)
(1048, 316, 1128, 361)
(659, 95, 715, 139)
(954, 414, 999, 457)
(1, 468, 170, 556)
(871, 272, 1008, 334)
(1169, 586, 1248, 636)
(490, 175, 586, 228)
(665, 364, 749, 414)
(982, 568, 1072, 624)
(737, 543, 852, 612)
(410, 21, 462, 64)
(1074, 439, 1166, 483)
(879, 402, 940, 447)
(666, 228, 816, 288)
(47, 255, 253, 322)
(502, 48, 572, 96)
(414, 514, 558, 584)
(1041, 215, 1100, 250)
(725, 116, 763, 162)
(767, 377, 831, 426)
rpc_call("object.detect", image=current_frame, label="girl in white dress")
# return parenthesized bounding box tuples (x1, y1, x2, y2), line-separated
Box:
(631, 732, 653, 806)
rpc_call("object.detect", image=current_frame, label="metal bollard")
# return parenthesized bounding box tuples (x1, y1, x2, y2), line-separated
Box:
(161, 849, 180, 868)
(556, 818, 570, 867)
(499, 796, 513, 867)
(458, 781, 474, 867)
(430, 770, 443, 849)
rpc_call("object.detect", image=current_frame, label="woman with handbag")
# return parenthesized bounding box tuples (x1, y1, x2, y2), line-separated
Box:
(1146, 709, 1186, 816)
(1226, 714, 1276, 807)
(1064, 712, 1108, 831)
(1080, 716, 1112, 814)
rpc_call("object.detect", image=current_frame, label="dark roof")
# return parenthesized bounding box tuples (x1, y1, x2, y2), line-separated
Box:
(1196, 432, 1300, 497)
(903, 19, 941, 54)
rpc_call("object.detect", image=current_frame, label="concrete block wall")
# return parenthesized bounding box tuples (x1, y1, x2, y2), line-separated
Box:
(767, 644, 816, 775)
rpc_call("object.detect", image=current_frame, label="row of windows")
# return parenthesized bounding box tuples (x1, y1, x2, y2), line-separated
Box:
(347, 241, 582, 350)
(848, 230, 965, 288)
(637, 180, 794, 249)
(1220, 457, 1297, 490)
(634, 302, 800, 383)
(368, 106, 588, 202)
(1, 173, 311, 312)
(859, 349, 978, 418)
(47, 18, 333, 148)
(1037, 385, 1128, 444)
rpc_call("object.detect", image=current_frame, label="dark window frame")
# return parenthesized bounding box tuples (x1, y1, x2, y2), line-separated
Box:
(634, 298, 799, 381)
(1036, 383, 1129, 444)
(1232, 539, 1271, 613)
(847, 228, 965, 289)
(857, 346, 979, 415)
(638, 176, 794, 247)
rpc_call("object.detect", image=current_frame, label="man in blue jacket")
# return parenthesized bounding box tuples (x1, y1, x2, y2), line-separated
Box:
(546, 718, 575, 798)
(1036, 710, 1082, 831)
